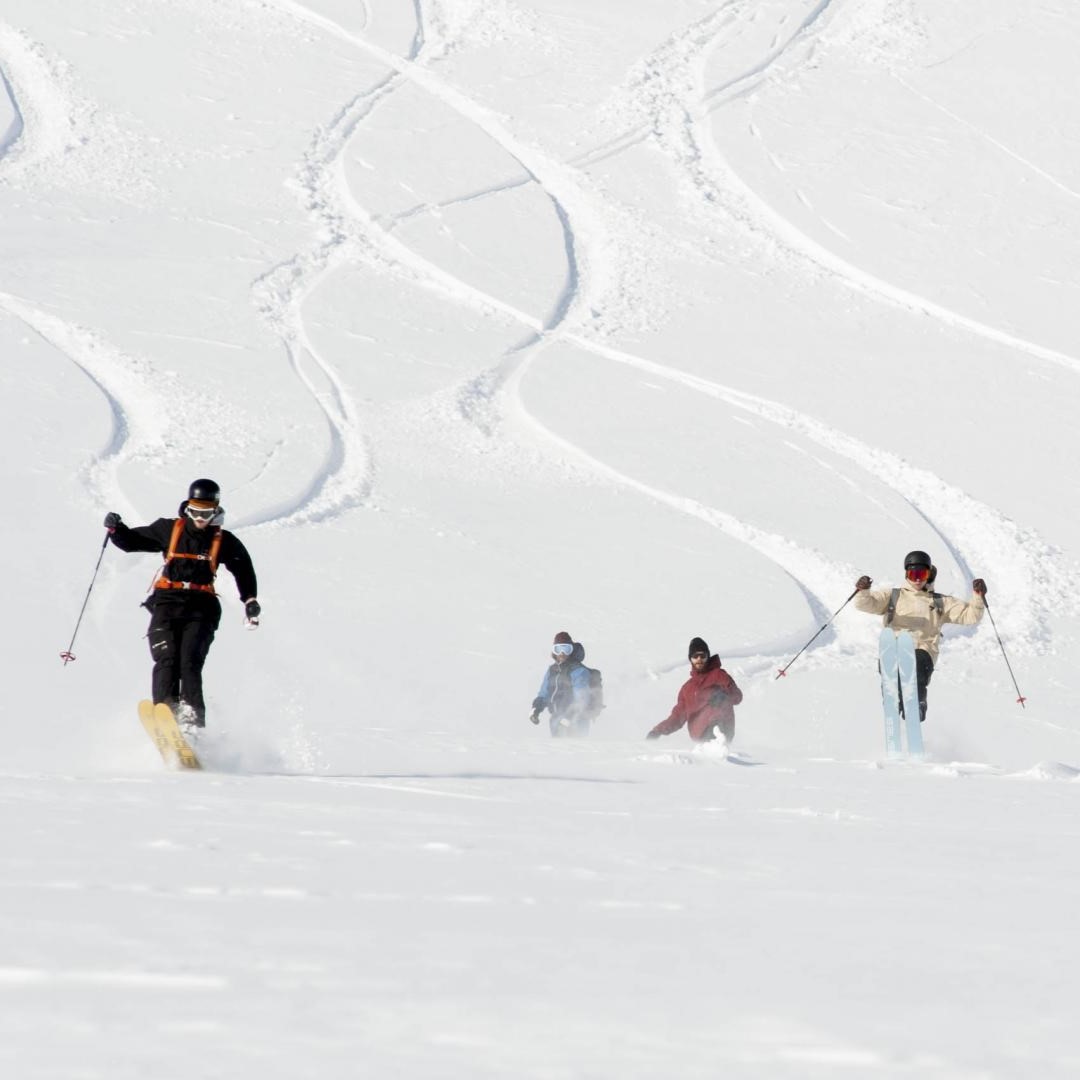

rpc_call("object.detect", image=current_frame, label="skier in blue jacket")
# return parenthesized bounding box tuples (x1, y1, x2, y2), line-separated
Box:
(529, 631, 602, 737)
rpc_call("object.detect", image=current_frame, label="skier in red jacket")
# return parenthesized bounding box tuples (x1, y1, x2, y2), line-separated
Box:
(647, 637, 743, 744)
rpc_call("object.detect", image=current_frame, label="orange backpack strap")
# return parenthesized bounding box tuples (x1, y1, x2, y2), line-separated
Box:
(166, 517, 184, 562)
(154, 519, 222, 594)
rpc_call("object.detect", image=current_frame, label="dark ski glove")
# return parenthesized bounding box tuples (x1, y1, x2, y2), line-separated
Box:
(529, 711, 541, 725)
(103, 512, 122, 532)
(244, 599, 261, 627)
(708, 689, 728, 708)
(855, 575, 872, 591)
(645, 729, 661, 740)
(972, 578, 987, 596)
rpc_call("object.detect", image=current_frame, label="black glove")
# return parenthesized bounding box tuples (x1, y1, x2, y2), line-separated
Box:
(529, 711, 541, 725)
(855, 575, 872, 591)
(972, 578, 987, 597)
(245, 599, 261, 621)
(103, 512, 122, 532)
(708, 689, 728, 708)
(646, 730, 661, 741)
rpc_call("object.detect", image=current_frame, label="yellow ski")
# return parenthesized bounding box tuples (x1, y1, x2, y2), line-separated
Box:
(138, 699, 202, 770)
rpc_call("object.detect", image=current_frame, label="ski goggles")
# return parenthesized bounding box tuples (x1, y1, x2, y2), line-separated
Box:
(690, 651, 708, 660)
(185, 504, 218, 522)
(905, 566, 930, 583)
(552, 642, 574, 656)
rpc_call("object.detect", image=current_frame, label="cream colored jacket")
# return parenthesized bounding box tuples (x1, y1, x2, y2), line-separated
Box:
(855, 580, 984, 663)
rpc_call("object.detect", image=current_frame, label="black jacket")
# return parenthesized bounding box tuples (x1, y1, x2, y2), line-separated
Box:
(109, 515, 257, 601)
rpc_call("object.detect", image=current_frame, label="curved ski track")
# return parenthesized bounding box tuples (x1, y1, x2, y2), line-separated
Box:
(245, 78, 399, 528)
(576, 2, 1080, 378)
(693, 4, 1080, 378)
(2, 4, 1064, 677)
(258, 0, 1067, 668)
(0, 291, 168, 512)
(562, 1, 1072, 643)
(251, 0, 586, 520)
(0, 62, 24, 161)
(0, 23, 56, 176)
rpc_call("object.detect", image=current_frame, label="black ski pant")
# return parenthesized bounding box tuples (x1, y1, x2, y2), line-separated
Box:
(898, 649, 934, 723)
(146, 597, 221, 725)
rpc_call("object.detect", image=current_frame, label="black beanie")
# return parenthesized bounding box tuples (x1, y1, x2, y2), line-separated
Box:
(688, 637, 710, 659)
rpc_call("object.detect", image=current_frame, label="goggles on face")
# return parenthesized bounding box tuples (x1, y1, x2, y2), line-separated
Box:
(552, 643, 573, 656)
(185, 505, 218, 522)
(690, 651, 708, 660)
(906, 566, 930, 583)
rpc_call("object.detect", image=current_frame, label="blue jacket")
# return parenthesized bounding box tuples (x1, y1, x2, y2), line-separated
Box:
(533, 643, 599, 721)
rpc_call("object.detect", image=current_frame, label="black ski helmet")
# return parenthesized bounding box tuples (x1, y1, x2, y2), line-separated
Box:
(187, 478, 221, 505)
(904, 550, 932, 571)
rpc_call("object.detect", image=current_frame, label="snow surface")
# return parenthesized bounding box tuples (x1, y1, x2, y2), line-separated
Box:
(2, 1, 1079, 1076)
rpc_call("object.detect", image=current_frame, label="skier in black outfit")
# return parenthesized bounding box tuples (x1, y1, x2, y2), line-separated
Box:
(104, 479, 260, 730)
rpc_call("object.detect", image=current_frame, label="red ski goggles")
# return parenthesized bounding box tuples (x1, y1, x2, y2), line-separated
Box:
(906, 566, 931, 583)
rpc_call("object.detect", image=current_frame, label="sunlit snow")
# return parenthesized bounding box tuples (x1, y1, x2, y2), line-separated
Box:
(2, 2, 1078, 1076)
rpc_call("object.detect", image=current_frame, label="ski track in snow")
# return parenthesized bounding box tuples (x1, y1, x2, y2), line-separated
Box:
(251, 0, 1068, 666)
(3, 4, 1066, 671)
(0, 27, 195, 524)
(0, 291, 167, 513)
(246, 77, 399, 528)
(0, 20, 151, 199)
(247, 0, 582, 525)
(259, 1, 848, 646)
(559, 0, 1071, 644)
(702, 0, 836, 109)
(0, 23, 67, 177)
(578, 1, 1080, 379)
(0, 59, 24, 163)
(259, 0, 597, 333)
(572, 0, 827, 172)
(694, 4, 1080, 377)
(251, 0, 586, 518)
(892, 70, 1080, 202)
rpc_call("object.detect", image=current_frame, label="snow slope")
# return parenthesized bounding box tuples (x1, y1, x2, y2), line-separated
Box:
(1, 1, 1078, 1076)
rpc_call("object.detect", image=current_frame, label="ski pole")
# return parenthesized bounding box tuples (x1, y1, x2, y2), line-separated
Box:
(776, 588, 859, 680)
(982, 596, 1027, 707)
(60, 531, 111, 665)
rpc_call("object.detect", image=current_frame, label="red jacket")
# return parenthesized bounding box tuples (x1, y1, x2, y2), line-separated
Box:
(650, 655, 743, 741)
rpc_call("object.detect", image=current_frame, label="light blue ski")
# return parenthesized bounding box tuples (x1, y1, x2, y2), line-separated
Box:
(878, 629, 903, 757)
(895, 631, 925, 757)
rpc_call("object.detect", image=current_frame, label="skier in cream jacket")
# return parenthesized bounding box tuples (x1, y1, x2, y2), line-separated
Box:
(854, 550, 986, 723)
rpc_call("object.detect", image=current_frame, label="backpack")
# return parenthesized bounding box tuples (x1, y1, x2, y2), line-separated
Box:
(885, 587, 944, 625)
(582, 666, 604, 713)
